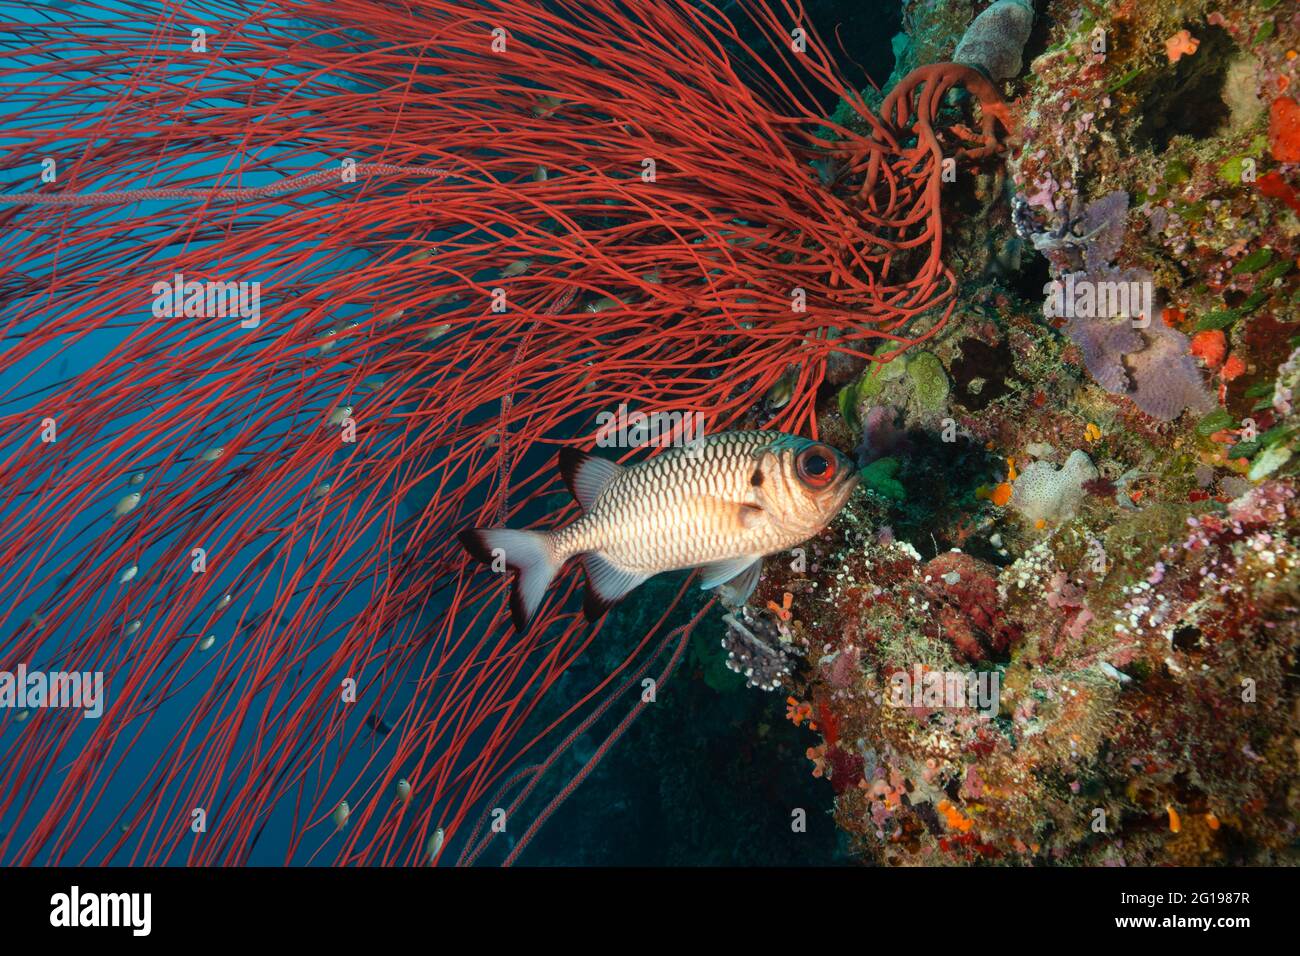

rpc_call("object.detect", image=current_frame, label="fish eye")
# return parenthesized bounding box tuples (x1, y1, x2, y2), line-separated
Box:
(796, 445, 836, 488)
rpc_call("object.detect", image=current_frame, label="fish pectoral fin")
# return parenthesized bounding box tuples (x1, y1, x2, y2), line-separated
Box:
(579, 552, 650, 621)
(712, 558, 763, 608)
(697, 555, 762, 592)
(558, 448, 624, 512)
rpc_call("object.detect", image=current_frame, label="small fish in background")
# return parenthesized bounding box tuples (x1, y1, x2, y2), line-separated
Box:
(763, 367, 797, 413)
(532, 94, 564, 117)
(458, 430, 859, 630)
(113, 492, 141, 519)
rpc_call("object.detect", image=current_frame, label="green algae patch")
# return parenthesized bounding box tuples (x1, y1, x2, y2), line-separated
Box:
(1196, 408, 1234, 436)
(838, 348, 910, 429)
(1232, 248, 1274, 275)
(858, 457, 906, 503)
(1196, 309, 1240, 331)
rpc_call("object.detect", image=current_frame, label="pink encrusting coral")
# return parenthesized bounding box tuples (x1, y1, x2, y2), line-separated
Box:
(920, 552, 1023, 662)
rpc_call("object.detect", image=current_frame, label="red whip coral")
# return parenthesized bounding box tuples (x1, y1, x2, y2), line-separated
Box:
(0, 0, 1010, 864)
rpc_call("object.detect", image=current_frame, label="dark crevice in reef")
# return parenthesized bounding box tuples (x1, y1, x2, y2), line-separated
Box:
(1135, 24, 1238, 151)
(1021, 0, 1059, 69)
(1005, 244, 1051, 305)
(889, 427, 996, 553)
(1171, 623, 1204, 654)
(516, 603, 850, 865)
(951, 336, 1016, 412)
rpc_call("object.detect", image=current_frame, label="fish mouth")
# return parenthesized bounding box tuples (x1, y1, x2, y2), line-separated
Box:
(826, 468, 861, 515)
(841, 468, 863, 497)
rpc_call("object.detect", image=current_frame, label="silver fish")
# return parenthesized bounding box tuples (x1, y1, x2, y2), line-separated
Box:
(458, 430, 858, 629)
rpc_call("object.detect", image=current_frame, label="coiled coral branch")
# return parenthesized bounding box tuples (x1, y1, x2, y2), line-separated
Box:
(879, 62, 1015, 163)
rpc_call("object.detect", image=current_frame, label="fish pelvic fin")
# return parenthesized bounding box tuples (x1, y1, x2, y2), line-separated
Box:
(557, 447, 623, 512)
(579, 552, 650, 622)
(708, 557, 763, 607)
(457, 528, 560, 631)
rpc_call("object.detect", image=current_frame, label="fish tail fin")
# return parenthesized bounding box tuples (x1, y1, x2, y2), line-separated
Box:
(457, 527, 560, 631)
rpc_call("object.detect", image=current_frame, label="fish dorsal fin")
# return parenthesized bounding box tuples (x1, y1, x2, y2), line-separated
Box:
(698, 555, 762, 591)
(558, 448, 623, 512)
(580, 552, 650, 621)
